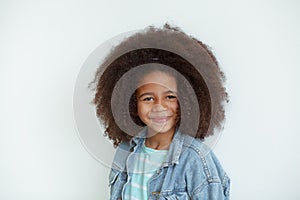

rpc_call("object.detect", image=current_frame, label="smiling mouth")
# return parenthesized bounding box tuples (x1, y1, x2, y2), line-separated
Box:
(150, 116, 171, 123)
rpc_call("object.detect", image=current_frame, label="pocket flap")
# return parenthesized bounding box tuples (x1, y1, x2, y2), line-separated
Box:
(108, 169, 120, 186)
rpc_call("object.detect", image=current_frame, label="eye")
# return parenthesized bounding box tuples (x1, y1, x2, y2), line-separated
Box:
(166, 95, 177, 101)
(142, 97, 154, 102)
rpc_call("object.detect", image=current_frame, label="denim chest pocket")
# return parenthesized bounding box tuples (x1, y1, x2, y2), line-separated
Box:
(158, 190, 190, 200)
(161, 194, 179, 200)
(108, 169, 119, 186)
(109, 168, 128, 184)
(109, 168, 127, 199)
(110, 169, 128, 185)
(160, 194, 189, 200)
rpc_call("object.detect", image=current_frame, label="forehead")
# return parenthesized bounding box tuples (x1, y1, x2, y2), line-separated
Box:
(137, 71, 177, 91)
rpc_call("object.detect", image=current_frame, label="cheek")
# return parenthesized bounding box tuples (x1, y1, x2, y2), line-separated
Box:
(137, 103, 149, 120)
(169, 102, 179, 114)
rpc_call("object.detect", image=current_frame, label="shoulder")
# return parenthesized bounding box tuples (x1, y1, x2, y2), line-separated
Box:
(179, 134, 228, 182)
(179, 133, 212, 162)
(111, 137, 145, 170)
(184, 137, 211, 157)
(111, 141, 131, 171)
(117, 140, 131, 151)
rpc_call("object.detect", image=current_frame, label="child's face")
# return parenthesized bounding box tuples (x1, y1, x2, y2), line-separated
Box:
(136, 71, 178, 136)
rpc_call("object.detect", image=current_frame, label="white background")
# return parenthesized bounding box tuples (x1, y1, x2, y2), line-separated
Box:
(1, 0, 300, 199)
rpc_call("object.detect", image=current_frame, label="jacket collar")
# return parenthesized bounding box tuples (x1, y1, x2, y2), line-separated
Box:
(129, 127, 195, 166)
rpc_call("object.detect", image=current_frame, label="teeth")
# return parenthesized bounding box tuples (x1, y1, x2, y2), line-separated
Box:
(150, 117, 169, 123)
(149, 114, 170, 118)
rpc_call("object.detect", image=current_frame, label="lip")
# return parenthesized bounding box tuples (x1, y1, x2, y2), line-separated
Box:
(150, 116, 171, 123)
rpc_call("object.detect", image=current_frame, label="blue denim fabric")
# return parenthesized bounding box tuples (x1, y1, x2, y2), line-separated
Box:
(109, 128, 230, 200)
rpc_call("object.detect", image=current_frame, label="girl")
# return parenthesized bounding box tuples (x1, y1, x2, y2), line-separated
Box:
(90, 24, 230, 200)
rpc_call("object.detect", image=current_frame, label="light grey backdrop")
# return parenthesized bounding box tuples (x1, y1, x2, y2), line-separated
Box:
(1, 0, 299, 199)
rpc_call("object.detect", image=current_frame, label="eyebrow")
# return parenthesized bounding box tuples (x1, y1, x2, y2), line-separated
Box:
(138, 90, 177, 99)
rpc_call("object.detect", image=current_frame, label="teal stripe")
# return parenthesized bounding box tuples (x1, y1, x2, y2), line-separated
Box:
(124, 142, 168, 200)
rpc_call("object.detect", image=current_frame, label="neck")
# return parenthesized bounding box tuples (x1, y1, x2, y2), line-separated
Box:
(145, 127, 175, 150)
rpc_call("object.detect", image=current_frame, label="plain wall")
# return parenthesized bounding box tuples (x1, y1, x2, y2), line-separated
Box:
(1, 0, 299, 199)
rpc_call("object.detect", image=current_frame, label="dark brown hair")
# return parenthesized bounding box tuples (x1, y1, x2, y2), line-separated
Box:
(89, 24, 228, 147)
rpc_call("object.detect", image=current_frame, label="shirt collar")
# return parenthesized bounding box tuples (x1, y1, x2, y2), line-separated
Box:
(130, 127, 195, 166)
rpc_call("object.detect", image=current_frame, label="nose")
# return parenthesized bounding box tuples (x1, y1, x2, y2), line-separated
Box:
(152, 101, 167, 112)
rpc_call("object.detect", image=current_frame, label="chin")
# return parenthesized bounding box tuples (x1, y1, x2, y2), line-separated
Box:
(148, 124, 175, 135)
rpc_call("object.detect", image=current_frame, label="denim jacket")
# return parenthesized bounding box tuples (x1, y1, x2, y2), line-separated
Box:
(109, 128, 230, 200)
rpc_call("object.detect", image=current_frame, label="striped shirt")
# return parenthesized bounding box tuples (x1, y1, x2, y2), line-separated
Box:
(123, 142, 168, 200)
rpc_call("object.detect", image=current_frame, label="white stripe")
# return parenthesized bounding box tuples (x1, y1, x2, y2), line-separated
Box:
(131, 182, 147, 191)
(138, 157, 163, 167)
(145, 173, 153, 178)
(144, 157, 163, 167)
(124, 194, 140, 200)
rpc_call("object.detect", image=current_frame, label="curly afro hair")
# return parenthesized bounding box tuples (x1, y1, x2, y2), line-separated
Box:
(89, 24, 228, 147)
